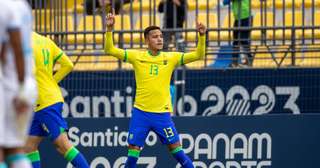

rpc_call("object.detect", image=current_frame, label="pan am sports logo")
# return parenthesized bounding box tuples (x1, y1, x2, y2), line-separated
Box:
(177, 132, 272, 168)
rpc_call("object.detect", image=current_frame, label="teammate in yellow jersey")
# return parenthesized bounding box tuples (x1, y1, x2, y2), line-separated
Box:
(24, 32, 89, 168)
(104, 12, 206, 168)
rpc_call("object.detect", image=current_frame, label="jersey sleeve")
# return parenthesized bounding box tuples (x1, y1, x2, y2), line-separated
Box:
(124, 49, 139, 64)
(48, 39, 64, 63)
(104, 31, 138, 64)
(179, 34, 206, 65)
(169, 52, 184, 67)
(53, 54, 73, 83)
(49, 39, 73, 83)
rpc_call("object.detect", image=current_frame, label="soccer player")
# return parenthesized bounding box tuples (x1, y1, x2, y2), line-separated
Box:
(104, 12, 206, 168)
(0, 0, 37, 168)
(24, 32, 89, 168)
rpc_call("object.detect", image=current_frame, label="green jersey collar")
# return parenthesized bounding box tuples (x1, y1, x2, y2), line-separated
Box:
(147, 50, 161, 56)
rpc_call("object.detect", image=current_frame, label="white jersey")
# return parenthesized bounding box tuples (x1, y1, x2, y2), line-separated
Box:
(3, 0, 34, 92)
(0, 0, 24, 146)
(0, 0, 37, 147)
(0, 1, 19, 79)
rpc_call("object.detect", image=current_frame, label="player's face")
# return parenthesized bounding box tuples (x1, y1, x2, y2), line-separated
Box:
(146, 29, 163, 51)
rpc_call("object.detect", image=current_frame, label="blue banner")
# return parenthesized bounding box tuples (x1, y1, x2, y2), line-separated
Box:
(39, 114, 320, 168)
(60, 68, 320, 117)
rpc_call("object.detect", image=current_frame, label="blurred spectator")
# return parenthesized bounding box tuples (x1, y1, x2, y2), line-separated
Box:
(158, 0, 186, 51)
(86, 0, 131, 15)
(224, 0, 253, 67)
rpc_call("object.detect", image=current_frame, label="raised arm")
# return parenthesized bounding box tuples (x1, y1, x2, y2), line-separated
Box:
(104, 12, 126, 60)
(181, 22, 206, 65)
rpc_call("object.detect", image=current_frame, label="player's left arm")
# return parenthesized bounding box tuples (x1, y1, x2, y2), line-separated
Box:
(51, 41, 74, 83)
(53, 53, 73, 83)
(180, 22, 206, 65)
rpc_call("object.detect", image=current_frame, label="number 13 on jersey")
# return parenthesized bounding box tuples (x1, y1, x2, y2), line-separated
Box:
(149, 64, 159, 75)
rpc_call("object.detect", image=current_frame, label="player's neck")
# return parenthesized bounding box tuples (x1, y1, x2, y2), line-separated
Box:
(148, 49, 161, 56)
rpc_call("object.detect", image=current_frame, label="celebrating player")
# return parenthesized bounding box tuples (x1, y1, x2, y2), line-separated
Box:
(24, 32, 89, 168)
(104, 12, 206, 168)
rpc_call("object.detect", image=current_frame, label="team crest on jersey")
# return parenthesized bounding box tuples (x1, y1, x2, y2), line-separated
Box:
(163, 60, 168, 65)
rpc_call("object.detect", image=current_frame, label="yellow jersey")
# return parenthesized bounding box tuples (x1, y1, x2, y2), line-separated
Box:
(104, 32, 206, 113)
(32, 32, 73, 112)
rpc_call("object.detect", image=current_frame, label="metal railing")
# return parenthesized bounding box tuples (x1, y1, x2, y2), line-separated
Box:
(29, 0, 320, 69)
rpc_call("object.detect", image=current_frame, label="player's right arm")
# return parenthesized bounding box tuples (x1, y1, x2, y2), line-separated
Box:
(104, 32, 126, 60)
(104, 12, 126, 60)
(104, 12, 138, 63)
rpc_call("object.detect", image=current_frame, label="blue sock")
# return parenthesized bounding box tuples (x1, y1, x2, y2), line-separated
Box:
(27, 151, 41, 168)
(171, 146, 194, 168)
(125, 149, 140, 168)
(64, 147, 89, 168)
(0, 162, 7, 168)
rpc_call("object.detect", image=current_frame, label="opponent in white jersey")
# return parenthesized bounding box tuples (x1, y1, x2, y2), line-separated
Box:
(0, 0, 37, 168)
(0, 1, 21, 167)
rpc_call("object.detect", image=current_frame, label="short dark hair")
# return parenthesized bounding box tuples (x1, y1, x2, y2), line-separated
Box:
(144, 26, 161, 38)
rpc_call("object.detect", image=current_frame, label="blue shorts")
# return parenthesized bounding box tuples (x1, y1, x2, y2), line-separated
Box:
(29, 102, 68, 141)
(128, 108, 180, 147)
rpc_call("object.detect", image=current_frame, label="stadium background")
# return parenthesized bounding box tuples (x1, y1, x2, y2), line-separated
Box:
(28, 0, 320, 167)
